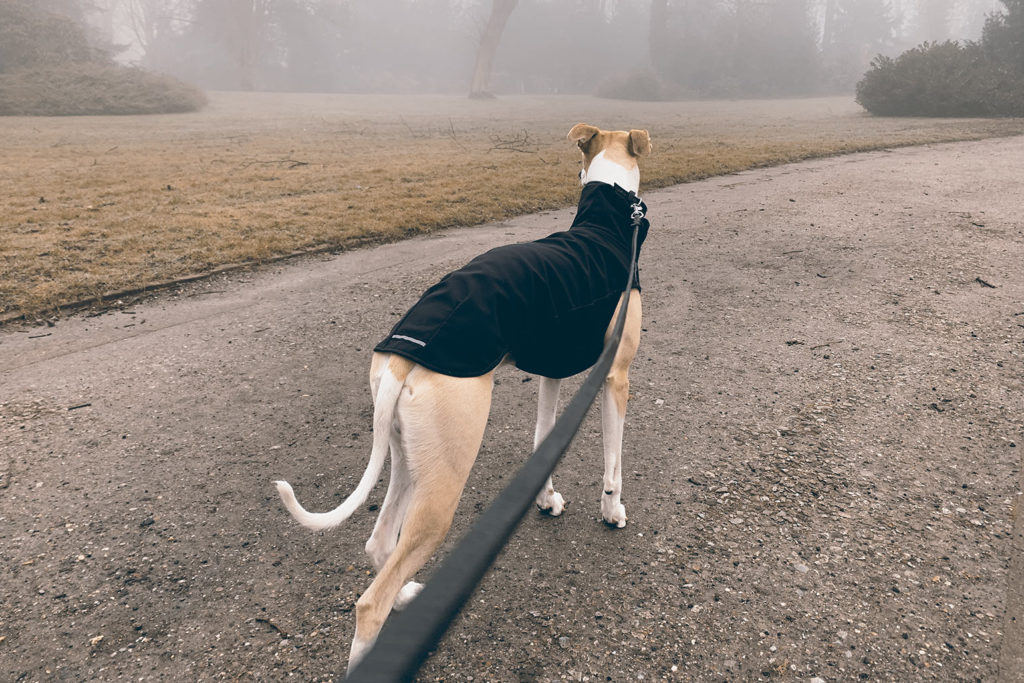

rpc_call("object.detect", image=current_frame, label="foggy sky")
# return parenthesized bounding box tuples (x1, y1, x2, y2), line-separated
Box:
(75, 0, 1011, 95)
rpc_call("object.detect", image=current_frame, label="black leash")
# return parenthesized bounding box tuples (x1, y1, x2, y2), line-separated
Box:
(347, 193, 646, 682)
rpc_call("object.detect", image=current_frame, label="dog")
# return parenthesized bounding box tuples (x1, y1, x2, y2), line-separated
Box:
(274, 123, 652, 669)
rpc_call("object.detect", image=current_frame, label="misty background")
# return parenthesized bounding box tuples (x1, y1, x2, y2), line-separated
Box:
(27, 0, 1006, 98)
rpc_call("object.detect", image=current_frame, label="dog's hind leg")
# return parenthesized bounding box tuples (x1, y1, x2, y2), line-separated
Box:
(532, 376, 565, 516)
(349, 489, 462, 669)
(362, 355, 415, 568)
(347, 367, 493, 671)
(601, 290, 642, 528)
(362, 354, 421, 608)
(363, 432, 428, 611)
(364, 432, 412, 565)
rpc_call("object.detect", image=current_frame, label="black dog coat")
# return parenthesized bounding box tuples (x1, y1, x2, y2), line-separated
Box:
(374, 182, 649, 379)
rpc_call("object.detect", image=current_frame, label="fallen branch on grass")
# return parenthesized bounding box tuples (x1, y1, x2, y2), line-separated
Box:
(489, 129, 536, 153)
(238, 159, 309, 169)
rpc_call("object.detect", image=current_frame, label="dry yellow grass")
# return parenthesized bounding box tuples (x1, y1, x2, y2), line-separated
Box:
(2, 92, 1022, 320)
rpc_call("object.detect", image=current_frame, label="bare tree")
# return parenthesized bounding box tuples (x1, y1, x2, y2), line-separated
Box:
(649, 0, 669, 74)
(468, 0, 517, 98)
(121, 0, 184, 60)
(822, 0, 838, 52)
(185, 0, 264, 90)
(917, 0, 954, 41)
(231, 0, 258, 90)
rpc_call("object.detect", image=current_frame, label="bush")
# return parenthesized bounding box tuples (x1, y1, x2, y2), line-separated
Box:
(0, 63, 207, 116)
(0, 0, 100, 73)
(856, 41, 1024, 116)
(0, 0, 205, 116)
(595, 70, 680, 102)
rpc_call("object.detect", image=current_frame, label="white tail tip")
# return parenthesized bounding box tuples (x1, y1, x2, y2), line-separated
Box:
(274, 479, 299, 513)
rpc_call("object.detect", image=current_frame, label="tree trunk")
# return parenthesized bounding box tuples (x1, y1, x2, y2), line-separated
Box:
(822, 0, 837, 55)
(469, 0, 517, 98)
(234, 0, 256, 91)
(649, 0, 669, 75)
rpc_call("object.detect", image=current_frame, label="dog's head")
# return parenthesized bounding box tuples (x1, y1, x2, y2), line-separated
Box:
(568, 123, 651, 194)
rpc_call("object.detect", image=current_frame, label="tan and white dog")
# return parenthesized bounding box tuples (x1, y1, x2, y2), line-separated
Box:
(274, 123, 651, 669)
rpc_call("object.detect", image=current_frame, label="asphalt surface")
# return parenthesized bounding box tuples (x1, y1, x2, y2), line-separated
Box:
(2, 137, 1023, 681)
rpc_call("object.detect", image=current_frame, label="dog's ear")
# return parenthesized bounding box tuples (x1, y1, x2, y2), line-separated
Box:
(568, 123, 599, 149)
(628, 129, 652, 157)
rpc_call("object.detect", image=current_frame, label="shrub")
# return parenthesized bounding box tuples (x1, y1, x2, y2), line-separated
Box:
(595, 69, 680, 102)
(0, 0, 205, 116)
(856, 41, 1024, 116)
(0, 63, 207, 116)
(0, 0, 100, 73)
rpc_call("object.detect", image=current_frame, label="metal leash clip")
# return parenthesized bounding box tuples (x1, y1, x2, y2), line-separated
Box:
(631, 201, 645, 221)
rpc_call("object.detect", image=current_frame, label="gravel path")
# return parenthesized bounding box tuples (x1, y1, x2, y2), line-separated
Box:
(2, 137, 1023, 681)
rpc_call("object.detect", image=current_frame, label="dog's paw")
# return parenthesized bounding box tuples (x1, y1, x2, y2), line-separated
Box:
(602, 500, 627, 528)
(394, 581, 423, 611)
(536, 491, 565, 517)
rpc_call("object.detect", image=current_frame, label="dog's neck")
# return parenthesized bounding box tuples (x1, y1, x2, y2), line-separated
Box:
(580, 150, 640, 195)
(574, 182, 646, 231)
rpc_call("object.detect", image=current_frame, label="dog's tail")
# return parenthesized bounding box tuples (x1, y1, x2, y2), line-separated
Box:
(273, 366, 404, 531)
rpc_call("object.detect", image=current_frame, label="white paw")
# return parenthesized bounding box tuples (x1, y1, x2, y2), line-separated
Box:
(536, 491, 565, 517)
(394, 581, 423, 611)
(602, 500, 627, 528)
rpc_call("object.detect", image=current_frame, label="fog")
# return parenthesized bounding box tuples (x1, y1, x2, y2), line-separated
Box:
(67, 0, 1008, 96)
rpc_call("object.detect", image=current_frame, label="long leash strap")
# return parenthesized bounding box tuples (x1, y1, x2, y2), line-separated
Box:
(347, 195, 645, 682)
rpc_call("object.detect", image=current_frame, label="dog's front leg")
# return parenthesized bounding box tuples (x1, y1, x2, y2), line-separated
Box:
(600, 289, 642, 528)
(533, 376, 565, 515)
(600, 374, 628, 528)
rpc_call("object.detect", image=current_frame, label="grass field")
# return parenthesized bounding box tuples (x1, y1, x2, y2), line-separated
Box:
(2, 91, 1023, 320)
